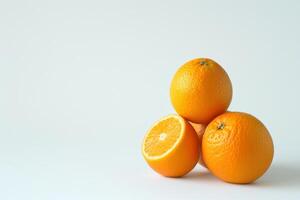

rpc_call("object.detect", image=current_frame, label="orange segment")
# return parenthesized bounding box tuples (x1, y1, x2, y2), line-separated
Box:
(142, 114, 200, 177)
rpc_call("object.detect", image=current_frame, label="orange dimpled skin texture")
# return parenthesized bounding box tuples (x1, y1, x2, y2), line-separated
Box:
(142, 115, 200, 177)
(202, 112, 274, 184)
(170, 58, 233, 124)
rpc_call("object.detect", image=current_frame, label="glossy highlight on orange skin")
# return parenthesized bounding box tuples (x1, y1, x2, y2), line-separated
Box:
(202, 112, 274, 184)
(142, 114, 200, 177)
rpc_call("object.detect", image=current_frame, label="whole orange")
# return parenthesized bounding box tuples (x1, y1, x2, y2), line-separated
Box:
(170, 58, 232, 124)
(202, 112, 274, 184)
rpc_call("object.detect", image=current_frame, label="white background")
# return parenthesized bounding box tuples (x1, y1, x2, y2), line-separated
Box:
(1, 0, 300, 199)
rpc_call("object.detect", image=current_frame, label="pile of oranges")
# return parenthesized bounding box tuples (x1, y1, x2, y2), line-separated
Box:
(142, 58, 274, 184)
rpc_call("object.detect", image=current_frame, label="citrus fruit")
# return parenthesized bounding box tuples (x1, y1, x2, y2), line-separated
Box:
(142, 114, 200, 177)
(202, 112, 274, 184)
(189, 122, 206, 167)
(170, 58, 232, 124)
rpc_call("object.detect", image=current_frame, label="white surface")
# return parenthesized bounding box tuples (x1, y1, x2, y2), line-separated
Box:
(1, 0, 300, 199)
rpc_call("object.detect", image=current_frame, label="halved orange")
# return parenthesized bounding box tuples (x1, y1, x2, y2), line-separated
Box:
(142, 114, 200, 177)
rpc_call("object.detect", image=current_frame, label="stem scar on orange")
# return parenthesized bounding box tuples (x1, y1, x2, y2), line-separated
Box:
(170, 58, 232, 124)
(142, 114, 200, 177)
